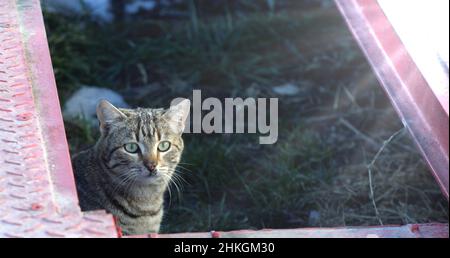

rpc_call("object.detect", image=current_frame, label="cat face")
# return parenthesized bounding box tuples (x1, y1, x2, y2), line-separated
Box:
(95, 99, 190, 188)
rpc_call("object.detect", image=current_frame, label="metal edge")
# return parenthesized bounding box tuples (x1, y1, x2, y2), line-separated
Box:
(123, 223, 449, 238)
(17, 0, 83, 212)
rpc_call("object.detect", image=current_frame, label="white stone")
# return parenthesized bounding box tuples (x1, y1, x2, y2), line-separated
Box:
(41, 0, 182, 22)
(63, 86, 129, 125)
(272, 83, 300, 96)
(42, 0, 114, 21)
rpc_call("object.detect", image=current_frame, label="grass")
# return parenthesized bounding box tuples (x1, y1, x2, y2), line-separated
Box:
(44, 1, 448, 233)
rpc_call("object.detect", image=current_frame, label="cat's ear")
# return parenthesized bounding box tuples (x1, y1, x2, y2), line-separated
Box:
(96, 99, 126, 131)
(164, 99, 191, 134)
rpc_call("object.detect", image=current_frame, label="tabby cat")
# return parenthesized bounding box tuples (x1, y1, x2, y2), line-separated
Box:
(72, 99, 190, 235)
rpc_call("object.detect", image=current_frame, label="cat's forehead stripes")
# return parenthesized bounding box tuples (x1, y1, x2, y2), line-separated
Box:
(136, 117, 142, 142)
(134, 109, 161, 143)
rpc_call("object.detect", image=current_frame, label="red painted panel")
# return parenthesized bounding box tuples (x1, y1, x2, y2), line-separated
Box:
(0, 0, 117, 237)
(125, 224, 448, 238)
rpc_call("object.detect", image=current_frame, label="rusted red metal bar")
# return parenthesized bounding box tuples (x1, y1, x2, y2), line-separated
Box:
(334, 0, 449, 199)
(124, 223, 448, 238)
(0, 0, 117, 237)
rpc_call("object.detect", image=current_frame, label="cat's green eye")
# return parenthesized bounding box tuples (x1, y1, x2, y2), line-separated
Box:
(157, 141, 171, 152)
(124, 143, 139, 153)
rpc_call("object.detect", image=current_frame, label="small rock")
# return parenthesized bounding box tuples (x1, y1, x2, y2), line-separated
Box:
(272, 83, 300, 96)
(63, 86, 129, 126)
(42, 0, 114, 21)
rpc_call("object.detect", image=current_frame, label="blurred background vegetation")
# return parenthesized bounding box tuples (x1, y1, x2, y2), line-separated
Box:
(43, 0, 448, 233)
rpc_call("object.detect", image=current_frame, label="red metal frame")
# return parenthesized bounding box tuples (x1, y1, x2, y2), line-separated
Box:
(23, 0, 79, 213)
(335, 0, 449, 199)
(126, 224, 448, 238)
(0, 0, 447, 238)
(0, 0, 117, 237)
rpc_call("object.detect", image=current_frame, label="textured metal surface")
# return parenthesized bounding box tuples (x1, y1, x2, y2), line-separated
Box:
(124, 223, 449, 238)
(335, 0, 449, 199)
(0, 0, 117, 237)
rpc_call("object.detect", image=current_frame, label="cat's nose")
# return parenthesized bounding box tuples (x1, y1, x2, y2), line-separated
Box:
(145, 161, 157, 173)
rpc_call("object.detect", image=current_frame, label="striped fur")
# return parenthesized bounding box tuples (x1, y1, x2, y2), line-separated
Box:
(73, 99, 190, 235)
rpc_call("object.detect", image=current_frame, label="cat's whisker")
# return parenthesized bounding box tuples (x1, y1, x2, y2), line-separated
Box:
(169, 167, 190, 182)
(111, 172, 137, 197)
(120, 170, 138, 188)
(175, 165, 192, 173)
(159, 172, 177, 204)
(171, 179, 182, 200)
(177, 162, 194, 166)
(171, 171, 189, 187)
(124, 173, 139, 200)
(171, 175, 184, 199)
(119, 175, 137, 198)
(159, 168, 183, 200)
(165, 176, 173, 208)
(170, 174, 183, 190)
